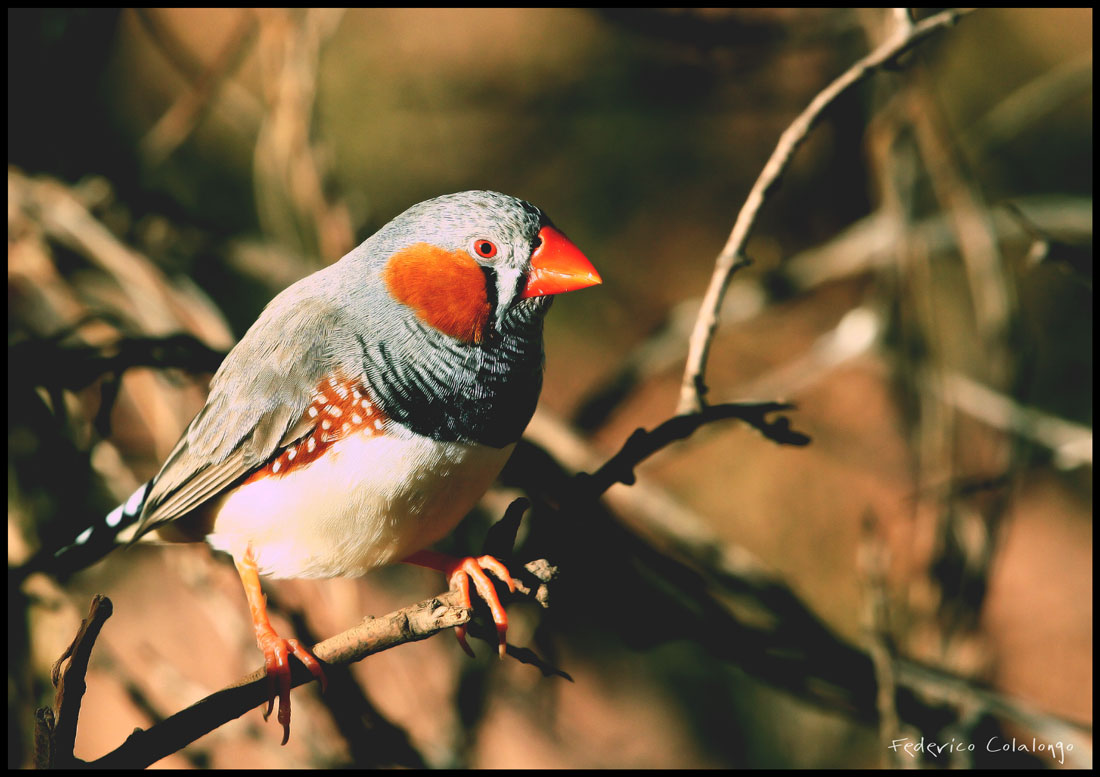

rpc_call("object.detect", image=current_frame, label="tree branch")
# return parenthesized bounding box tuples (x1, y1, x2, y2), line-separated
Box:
(62, 560, 554, 769)
(574, 402, 810, 500)
(35, 594, 114, 768)
(677, 7, 974, 414)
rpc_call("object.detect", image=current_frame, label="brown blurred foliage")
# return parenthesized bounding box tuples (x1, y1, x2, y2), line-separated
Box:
(9, 8, 1092, 769)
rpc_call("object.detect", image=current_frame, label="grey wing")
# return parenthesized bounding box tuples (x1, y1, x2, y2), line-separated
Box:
(133, 293, 350, 539)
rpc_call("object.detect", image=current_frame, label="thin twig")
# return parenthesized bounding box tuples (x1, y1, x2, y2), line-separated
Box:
(139, 9, 258, 167)
(252, 8, 353, 263)
(859, 512, 903, 767)
(934, 371, 1091, 469)
(575, 194, 1088, 431)
(677, 7, 974, 414)
(574, 402, 810, 500)
(8, 168, 234, 347)
(132, 8, 263, 124)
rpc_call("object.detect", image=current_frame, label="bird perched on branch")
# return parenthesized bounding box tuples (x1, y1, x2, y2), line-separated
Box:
(48, 190, 601, 744)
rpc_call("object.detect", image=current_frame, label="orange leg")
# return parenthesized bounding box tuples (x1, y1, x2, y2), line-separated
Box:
(404, 550, 516, 658)
(235, 546, 327, 745)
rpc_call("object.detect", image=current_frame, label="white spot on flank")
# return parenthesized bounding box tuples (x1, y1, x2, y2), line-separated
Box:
(335, 384, 348, 399)
(307, 437, 316, 452)
(327, 405, 342, 417)
(76, 527, 93, 545)
(322, 419, 331, 430)
(374, 419, 384, 430)
(308, 407, 318, 418)
(342, 423, 350, 433)
(272, 460, 281, 474)
(287, 449, 297, 460)
(352, 414, 362, 424)
(361, 400, 371, 410)
(352, 389, 361, 399)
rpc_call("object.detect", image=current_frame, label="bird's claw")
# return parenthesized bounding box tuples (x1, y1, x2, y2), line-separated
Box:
(256, 630, 326, 745)
(446, 555, 516, 659)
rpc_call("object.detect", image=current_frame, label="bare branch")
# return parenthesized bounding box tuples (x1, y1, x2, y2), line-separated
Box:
(933, 371, 1091, 470)
(576, 195, 1088, 431)
(574, 402, 810, 500)
(41, 594, 114, 768)
(33, 707, 56, 770)
(69, 560, 552, 769)
(678, 7, 974, 414)
(515, 412, 1091, 753)
(859, 512, 903, 767)
(139, 10, 258, 167)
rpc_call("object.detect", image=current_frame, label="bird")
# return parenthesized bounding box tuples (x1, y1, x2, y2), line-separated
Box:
(47, 190, 601, 744)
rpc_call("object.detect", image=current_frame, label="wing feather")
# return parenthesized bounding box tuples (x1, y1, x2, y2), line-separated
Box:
(134, 293, 351, 538)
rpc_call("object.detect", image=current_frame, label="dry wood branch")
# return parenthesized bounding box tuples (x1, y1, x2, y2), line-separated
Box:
(513, 413, 1091, 752)
(139, 9, 258, 167)
(894, 660, 1094, 743)
(576, 195, 1089, 431)
(33, 708, 55, 770)
(8, 168, 234, 348)
(37, 594, 114, 768)
(132, 8, 263, 125)
(12, 331, 226, 395)
(58, 560, 552, 769)
(252, 8, 353, 263)
(963, 49, 1093, 153)
(573, 402, 810, 500)
(677, 7, 973, 414)
(859, 512, 903, 767)
(934, 371, 1091, 470)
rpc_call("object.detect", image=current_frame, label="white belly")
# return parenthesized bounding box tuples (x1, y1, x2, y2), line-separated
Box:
(205, 428, 513, 579)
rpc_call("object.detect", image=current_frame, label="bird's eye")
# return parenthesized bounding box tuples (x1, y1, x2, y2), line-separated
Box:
(472, 239, 498, 259)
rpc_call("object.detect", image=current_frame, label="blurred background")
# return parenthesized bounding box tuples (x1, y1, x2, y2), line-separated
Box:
(8, 8, 1092, 768)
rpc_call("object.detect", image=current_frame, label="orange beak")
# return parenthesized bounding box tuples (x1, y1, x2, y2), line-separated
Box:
(521, 226, 602, 299)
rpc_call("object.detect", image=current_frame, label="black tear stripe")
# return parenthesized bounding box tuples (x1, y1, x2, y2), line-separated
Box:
(357, 307, 546, 448)
(480, 264, 500, 345)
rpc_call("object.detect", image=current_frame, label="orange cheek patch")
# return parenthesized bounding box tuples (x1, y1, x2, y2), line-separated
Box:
(244, 375, 387, 484)
(383, 243, 491, 344)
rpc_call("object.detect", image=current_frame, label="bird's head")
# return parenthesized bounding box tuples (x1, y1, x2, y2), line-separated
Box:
(363, 190, 600, 345)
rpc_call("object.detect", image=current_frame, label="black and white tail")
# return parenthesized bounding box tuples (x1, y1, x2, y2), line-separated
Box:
(20, 482, 153, 581)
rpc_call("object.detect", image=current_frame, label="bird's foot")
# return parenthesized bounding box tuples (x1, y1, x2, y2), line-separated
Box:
(255, 626, 327, 745)
(446, 555, 516, 658)
(236, 547, 326, 745)
(405, 550, 516, 657)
